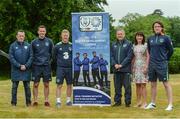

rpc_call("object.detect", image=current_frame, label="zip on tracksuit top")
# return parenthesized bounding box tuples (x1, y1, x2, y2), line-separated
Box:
(147, 34, 174, 64)
(9, 41, 33, 81)
(111, 39, 133, 73)
(31, 37, 54, 66)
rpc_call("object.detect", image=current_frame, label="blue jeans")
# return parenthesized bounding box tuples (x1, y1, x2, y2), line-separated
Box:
(11, 81, 31, 105)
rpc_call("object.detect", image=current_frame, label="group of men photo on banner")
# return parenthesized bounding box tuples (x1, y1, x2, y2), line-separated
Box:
(7, 20, 174, 111)
(73, 51, 108, 89)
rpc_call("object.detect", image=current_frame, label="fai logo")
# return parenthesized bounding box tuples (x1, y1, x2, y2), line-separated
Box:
(45, 42, 49, 46)
(80, 17, 90, 27)
(24, 46, 28, 49)
(159, 38, 164, 43)
(123, 44, 127, 48)
(32, 77, 35, 81)
(56, 79, 60, 83)
(114, 45, 117, 48)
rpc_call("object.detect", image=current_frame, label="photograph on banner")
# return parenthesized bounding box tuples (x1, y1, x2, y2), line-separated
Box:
(72, 12, 111, 106)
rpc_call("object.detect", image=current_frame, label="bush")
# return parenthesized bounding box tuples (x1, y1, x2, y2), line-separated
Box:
(169, 47, 180, 74)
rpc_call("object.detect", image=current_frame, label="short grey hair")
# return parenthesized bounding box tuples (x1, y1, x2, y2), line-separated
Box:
(16, 30, 25, 35)
(116, 28, 125, 34)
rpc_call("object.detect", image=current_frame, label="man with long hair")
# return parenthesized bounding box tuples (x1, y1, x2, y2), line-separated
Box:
(145, 21, 174, 111)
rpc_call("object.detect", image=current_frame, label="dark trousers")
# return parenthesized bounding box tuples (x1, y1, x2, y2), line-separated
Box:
(92, 68, 101, 85)
(83, 70, 90, 86)
(114, 72, 131, 105)
(101, 71, 108, 87)
(73, 71, 80, 86)
(11, 81, 31, 105)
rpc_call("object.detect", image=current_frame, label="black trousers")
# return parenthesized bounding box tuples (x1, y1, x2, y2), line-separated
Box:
(73, 71, 80, 86)
(92, 68, 101, 86)
(114, 72, 132, 105)
(11, 81, 31, 105)
(83, 70, 90, 86)
(100, 71, 108, 87)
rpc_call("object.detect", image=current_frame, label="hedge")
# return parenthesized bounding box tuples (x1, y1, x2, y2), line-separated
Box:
(169, 48, 180, 74)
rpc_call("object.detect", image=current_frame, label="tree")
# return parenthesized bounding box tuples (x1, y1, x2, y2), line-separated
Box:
(0, 0, 109, 76)
(0, 0, 108, 51)
(109, 14, 116, 43)
(168, 16, 180, 47)
(152, 9, 164, 16)
(118, 13, 170, 42)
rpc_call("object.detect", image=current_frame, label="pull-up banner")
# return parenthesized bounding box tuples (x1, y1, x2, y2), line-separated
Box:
(72, 12, 111, 106)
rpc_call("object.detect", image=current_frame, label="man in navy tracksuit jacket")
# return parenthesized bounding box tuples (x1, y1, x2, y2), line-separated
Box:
(82, 53, 91, 86)
(54, 29, 72, 107)
(31, 25, 53, 106)
(73, 52, 82, 86)
(99, 54, 108, 87)
(90, 51, 101, 86)
(9, 30, 32, 106)
(111, 29, 133, 107)
(145, 21, 174, 111)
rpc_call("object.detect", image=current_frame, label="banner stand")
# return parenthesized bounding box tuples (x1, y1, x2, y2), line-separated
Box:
(72, 12, 111, 106)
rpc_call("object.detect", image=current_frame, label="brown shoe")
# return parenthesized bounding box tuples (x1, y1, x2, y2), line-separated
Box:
(44, 102, 50, 107)
(33, 102, 38, 106)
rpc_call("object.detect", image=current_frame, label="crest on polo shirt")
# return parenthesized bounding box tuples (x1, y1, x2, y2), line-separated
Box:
(24, 46, 28, 49)
(59, 47, 62, 51)
(45, 42, 49, 46)
(114, 45, 117, 48)
(123, 44, 127, 47)
(36, 44, 39, 47)
(69, 47, 72, 51)
(32, 77, 35, 81)
(56, 79, 60, 83)
(159, 38, 164, 43)
(15, 47, 18, 49)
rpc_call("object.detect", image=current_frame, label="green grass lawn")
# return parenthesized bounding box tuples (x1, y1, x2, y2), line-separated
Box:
(0, 74, 180, 118)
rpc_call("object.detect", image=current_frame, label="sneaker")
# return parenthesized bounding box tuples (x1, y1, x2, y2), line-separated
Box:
(44, 102, 50, 107)
(165, 105, 173, 111)
(56, 102, 61, 108)
(32, 102, 38, 106)
(145, 103, 156, 109)
(66, 101, 72, 106)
